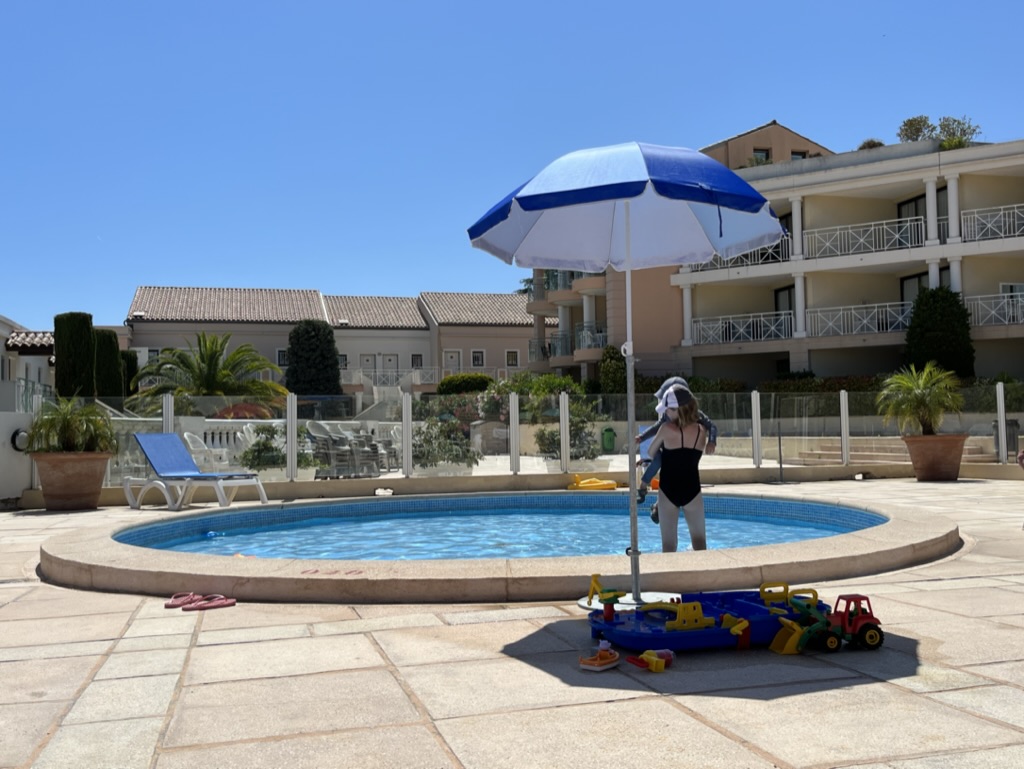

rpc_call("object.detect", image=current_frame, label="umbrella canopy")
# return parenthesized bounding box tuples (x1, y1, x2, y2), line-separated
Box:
(468, 142, 783, 601)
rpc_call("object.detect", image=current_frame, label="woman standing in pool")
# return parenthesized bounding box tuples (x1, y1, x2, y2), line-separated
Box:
(646, 386, 708, 552)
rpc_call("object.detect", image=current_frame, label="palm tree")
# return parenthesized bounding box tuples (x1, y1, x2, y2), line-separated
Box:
(127, 332, 288, 416)
(875, 361, 963, 435)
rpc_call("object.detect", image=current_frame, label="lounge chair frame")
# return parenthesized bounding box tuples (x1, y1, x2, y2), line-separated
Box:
(124, 433, 268, 511)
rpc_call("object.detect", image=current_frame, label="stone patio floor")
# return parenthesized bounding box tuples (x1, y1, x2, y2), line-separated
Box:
(2, 476, 1023, 768)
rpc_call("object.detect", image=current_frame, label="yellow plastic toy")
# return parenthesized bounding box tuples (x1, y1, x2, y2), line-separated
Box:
(641, 601, 716, 631)
(568, 474, 617, 490)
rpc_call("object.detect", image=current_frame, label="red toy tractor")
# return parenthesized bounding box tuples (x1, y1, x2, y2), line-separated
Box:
(790, 593, 884, 652)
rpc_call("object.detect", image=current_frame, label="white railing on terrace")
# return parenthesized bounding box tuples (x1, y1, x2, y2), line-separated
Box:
(965, 293, 1024, 327)
(574, 322, 607, 350)
(962, 203, 1024, 242)
(548, 331, 573, 358)
(803, 216, 924, 259)
(691, 236, 791, 272)
(339, 367, 530, 387)
(692, 311, 793, 344)
(805, 301, 912, 337)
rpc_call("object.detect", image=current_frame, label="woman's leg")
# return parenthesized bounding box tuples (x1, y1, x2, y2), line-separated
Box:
(656, 489, 680, 553)
(681, 494, 707, 550)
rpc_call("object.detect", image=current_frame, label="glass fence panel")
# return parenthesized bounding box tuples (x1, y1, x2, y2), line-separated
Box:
(696, 391, 754, 465)
(518, 393, 561, 473)
(305, 394, 400, 479)
(411, 393, 481, 477)
(469, 391, 512, 475)
(103, 396, 164, 487)
(758, 391, 844, 466)
(565, 393, 611, 475)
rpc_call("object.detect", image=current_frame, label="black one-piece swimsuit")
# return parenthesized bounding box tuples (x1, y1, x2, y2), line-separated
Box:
(658, 426, 704, 508)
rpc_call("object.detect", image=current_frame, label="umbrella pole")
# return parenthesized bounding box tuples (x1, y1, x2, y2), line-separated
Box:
(624, 201, 641, 602)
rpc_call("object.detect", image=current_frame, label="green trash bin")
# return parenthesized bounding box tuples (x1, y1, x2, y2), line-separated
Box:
(602, 427, 617, 453)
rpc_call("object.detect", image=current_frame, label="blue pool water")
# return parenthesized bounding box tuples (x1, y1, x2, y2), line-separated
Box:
(116, 493, 885, 561)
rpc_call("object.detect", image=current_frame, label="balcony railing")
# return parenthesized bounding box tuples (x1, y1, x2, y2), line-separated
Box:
(574, 322, 607, 350)
(691, 236, 791, 272)
(803, 217, 924, 260)
(965, 293, 1024, 327)
(962, 203, 1024, 242)
(692, 311, 793, 345)
(805, 301, 912, 338)
(548, 331, 573, 358)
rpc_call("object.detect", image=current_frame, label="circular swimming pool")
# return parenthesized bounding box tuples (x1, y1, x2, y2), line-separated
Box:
(115, 492, 886, 561)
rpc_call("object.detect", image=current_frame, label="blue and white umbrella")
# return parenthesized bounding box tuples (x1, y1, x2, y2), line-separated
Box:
(468, 142, 783, 601)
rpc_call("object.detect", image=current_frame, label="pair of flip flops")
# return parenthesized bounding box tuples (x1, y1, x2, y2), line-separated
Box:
(164, 592, 237, 611)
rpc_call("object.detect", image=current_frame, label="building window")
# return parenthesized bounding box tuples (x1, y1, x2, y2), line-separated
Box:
(790, 151, 807, 161)
(337, 354, 348, 370)
(411, 353, 423, 369)
(752, 148, 771, 163)
(471, 350, 485, 367)
(276, 350, 288, 367)
(775, 285, 795, 313)
(147, 348, 160, 363)
(901, 268, 951, 304)
(505, 350, 519, 368)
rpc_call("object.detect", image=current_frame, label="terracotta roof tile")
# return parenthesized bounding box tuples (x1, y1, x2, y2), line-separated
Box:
(126, 286, 328, 323)
(420, 292, 554, 326)
(323, 296, 427, 330)
(5, 331, 54, 351)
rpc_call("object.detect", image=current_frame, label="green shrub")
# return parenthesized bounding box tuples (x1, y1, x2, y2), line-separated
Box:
(437, 372, 493, 394)
(121, 350, 139, 396)
(905, 286, 975, 378)
(598, 346, 626, 393)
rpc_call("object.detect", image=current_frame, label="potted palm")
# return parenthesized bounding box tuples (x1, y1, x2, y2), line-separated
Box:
(876, 361, 966, 481)
(27, 397, 118, 510)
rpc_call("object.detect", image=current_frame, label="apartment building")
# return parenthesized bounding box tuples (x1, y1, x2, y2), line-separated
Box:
(525, 124, 1024, 386)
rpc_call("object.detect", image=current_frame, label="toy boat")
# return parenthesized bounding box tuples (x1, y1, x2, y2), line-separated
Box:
(588, 582, 834, 654)
(579, 640, 620, 671)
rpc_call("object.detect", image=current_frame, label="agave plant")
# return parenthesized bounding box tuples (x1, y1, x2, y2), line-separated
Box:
(876, 361, 964, 436)
(27, 396, 118, 453)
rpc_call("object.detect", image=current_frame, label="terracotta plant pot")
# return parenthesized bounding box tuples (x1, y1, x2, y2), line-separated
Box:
(901, 434, 968, 482)
(30, 452, 113, 511)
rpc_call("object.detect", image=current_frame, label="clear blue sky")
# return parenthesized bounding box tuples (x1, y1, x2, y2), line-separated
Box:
(2, 1, 1019, 331)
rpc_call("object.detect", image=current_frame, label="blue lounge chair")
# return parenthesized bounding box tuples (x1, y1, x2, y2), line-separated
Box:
(124, 433, 268, 511)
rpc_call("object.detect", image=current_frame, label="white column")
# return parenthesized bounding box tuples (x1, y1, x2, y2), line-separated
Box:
(558, 306, 571, 353)
(949, 257, 963, 292)
(945, 174, 962, 242)
(583, 295, 595, 326)
(927, 259, 941, 288)
(681, 284, 693, 346)
(789, 197, 803, 258)
(793, 273, 807, 338)
(924, 177, 939, 245)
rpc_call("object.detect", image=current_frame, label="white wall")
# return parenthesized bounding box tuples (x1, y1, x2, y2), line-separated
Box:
(0, 412, 33, 502)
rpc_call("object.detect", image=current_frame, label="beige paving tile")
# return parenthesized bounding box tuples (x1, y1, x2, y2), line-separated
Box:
(879, 585, 1024, 617)
(0, 639, 112, 662)
(122, 613, 199, 638)
(0, 701, 70, 768)
(32, 716, 165, 769)
(313, 611, 444, 636)
(1, 655, 101, 703)
(95, 648, 189, 679)
(0, 590, 143, 620)
(401, 653, 651, 719)
(0, 612, 129, 648)
(164, 669, 420, 747)
(115, 633, 194, 652)
(373, 619, 573, 666)
(680, 679, 1021, 766)
(442, 605, 568, 624)
(64, 674, 179, 724)
(184, 633, 385, 685)
(196, 600, 360, 629)
(928, 684, 1024, 730)
(437, 697, 777, 769)
(817, 646, 993, 692)
(197, 623, 310, 645)
(155, 724, 455, 769)
(852, 745, 1024, 768)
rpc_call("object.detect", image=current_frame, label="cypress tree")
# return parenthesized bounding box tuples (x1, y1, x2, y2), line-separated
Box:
(94, 329, 124, 401)
(121, 349, 139, 396)
(904, 286, 975, 378)
(54, 312, 96, 398)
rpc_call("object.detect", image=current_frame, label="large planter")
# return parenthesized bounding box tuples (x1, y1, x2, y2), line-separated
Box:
(30, 452, 113, 511)
(901, 434, 968, 482)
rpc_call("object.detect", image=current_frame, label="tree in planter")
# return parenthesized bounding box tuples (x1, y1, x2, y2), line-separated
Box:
(904, 287, 975, 378)
(876, 362, 964, 436)
(284, 319, 342, 418)
(239, 424, 317, 472)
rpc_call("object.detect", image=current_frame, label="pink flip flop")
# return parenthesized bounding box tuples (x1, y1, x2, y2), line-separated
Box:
(164, 592, 204, 609)
(182, 594, 237, 611)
